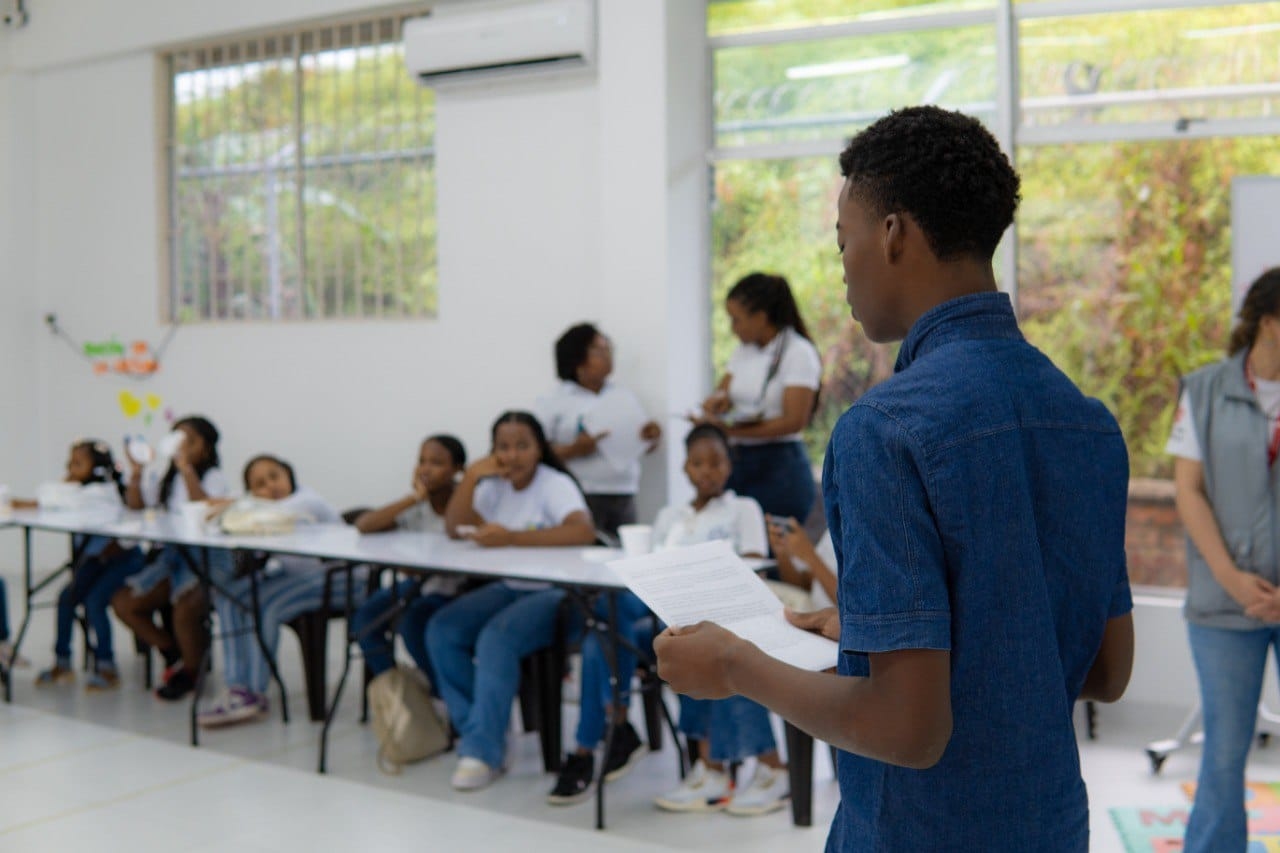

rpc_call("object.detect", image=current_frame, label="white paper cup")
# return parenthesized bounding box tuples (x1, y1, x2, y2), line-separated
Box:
(157, 431, 185, 459)
(617, 524, 653, 557)
(179, 501, 208, 534)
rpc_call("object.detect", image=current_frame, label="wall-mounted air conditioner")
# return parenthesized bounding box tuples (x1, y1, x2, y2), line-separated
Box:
(404, 0, 596, 87)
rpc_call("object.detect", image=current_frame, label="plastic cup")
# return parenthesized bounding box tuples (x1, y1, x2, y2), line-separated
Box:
(617, 524, 653, 557)
(157, 431, 185, 459)
(179, 501, 208, 534)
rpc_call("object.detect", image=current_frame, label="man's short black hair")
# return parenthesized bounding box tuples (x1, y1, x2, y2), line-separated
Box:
(839, 106, 1021, 262)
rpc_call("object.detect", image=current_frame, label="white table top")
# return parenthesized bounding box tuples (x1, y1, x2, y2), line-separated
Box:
(3, 507, 773, 590)
(1, 508, 632, 589)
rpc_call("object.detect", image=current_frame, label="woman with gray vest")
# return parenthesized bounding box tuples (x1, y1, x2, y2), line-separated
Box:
(1167, 267, 1280, 852)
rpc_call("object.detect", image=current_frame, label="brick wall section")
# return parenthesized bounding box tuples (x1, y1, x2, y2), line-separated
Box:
(1126, 477, 1187, 588)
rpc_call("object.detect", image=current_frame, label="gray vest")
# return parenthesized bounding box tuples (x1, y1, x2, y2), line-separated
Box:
(1183, 351, 1280, 628)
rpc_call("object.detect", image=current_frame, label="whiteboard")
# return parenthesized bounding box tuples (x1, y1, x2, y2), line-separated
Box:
(1232, 176, 1280, 313)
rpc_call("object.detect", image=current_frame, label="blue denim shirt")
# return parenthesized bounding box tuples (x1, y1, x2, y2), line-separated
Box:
(822, 292, 1131, 852)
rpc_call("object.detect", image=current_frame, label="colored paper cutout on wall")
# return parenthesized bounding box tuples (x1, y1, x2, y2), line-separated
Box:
(119, 390, 164, 425)
(48, 313, 177, 382)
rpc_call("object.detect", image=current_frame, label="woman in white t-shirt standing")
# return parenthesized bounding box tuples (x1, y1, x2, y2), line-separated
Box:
(536, 323, 661, 538)
(427, 411, 597, 792)
(1168, 268, 1280, 852)
(700, 273, 822, 526)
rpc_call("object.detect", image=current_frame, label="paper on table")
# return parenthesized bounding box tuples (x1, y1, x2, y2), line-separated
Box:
(586, 391, 651, 472)
(607, 539, 838, 671)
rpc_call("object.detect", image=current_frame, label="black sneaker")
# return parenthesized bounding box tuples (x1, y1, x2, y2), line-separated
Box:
(546, 752, 595, 805)
(155, 668, 195, 702)
(601, 721, 647, 782)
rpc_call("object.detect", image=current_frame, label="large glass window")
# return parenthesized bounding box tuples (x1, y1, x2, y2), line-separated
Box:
(709, 0, 1280, 587)
(166, 11, 436, 321)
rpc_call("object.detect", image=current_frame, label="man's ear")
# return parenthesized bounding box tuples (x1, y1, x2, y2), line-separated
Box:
(883, 212, 906, 263)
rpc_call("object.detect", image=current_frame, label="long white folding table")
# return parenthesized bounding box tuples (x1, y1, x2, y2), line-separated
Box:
(0, 511, 816, 830)
(0, 507, 299, 746)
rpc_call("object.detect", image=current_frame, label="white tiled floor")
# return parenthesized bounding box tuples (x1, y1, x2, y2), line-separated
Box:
(5, 559, 1280, 852)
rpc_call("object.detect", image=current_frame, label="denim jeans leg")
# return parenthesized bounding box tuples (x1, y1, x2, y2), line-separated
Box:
(53, 584, 77, 662)
(401, 592, 451, 687)
(708, 696, 777, 764)
(353, 587, 398, 677)
(82, 549, 146, 667)
(1183, 623, 1272, 853)
(679, 695, 711, 742)
(426, 583, 522, 749)
(461, 588, 566, 769)
(215, 576, 253, 688)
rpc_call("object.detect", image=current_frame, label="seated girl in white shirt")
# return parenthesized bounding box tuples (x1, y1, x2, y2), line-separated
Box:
(547, 424, 783, 815)
(426, 411, 596, 791)
(350, 434, 469, 688)
(111, 415, 231, 701)
(21, 439, 144, 688)
(198, 454, 358, 727)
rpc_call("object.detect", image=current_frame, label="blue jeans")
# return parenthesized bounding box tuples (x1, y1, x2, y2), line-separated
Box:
(126, 546, 232, 602)
(352, 578, 452, 685)
(574, 590, 654, 750)
(679, 694, 777, 763)
(728, 441, 816, 524)
(426, 583, 575, 769)
(215, 562, 367, 694)
(55, 547, 146, 668)
(1184, 622, 1280, 852)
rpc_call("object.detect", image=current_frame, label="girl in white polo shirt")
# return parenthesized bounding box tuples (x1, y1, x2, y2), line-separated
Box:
(426, 410, 597, 792)
(547, 425, 786, 816)
(700, 273, 822, 527)
(535, 323, 661, 538)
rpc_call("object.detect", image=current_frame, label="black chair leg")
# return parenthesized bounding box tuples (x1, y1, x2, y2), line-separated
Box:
(535, 647, 564, 773)
(784, 722, 814, 827)
(518, 656, 541, 734)
(289, 612, 331, 723)
(640, 668, 664, 751)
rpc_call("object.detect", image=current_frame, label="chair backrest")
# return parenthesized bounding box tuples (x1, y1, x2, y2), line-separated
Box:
(341, 507, 371, 526)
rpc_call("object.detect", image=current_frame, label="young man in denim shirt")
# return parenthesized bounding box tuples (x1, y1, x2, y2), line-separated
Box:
(655, 106, 1135, 851)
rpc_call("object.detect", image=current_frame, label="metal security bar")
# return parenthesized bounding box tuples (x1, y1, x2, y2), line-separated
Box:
(165, 10, 435, 322)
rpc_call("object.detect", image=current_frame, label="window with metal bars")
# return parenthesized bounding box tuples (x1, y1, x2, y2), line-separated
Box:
(164, 11, 436, 322)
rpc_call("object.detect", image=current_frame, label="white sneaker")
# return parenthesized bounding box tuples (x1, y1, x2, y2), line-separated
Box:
(451, 756, 503, 791)
(726, 763, 790, 816)
(197, 687, 268, 728)
(654, 759, 732, 812)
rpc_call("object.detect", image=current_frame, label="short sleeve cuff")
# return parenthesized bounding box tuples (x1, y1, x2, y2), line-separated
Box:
(1108, 577, 1134, 619)
(839, 610, 952, 658)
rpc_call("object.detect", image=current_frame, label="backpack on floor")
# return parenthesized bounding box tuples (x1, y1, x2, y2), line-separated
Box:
(367, 665, 450, 775)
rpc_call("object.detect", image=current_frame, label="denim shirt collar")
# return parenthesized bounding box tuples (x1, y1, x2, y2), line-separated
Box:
(894, 291, 1022, 373)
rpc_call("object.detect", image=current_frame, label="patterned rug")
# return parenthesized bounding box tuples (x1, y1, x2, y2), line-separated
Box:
(1109, 782, 1280, 851)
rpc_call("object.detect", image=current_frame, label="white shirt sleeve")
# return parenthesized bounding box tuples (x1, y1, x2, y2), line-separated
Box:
(734, 496, 768, 556)
(541, 468, 589, 523)
(652, 505, 678, 549)
(1165, 390, 1202, 462)
(200, 467, 231, 499)
(533, 389, 565, 445)
(777, 333, 822, 391)
(473, 477, 502, 521)
(280, 487, 341, 524)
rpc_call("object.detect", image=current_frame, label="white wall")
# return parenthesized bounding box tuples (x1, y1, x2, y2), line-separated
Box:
(0, 0, 1210, 715)
(0, 0, 708, 521)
